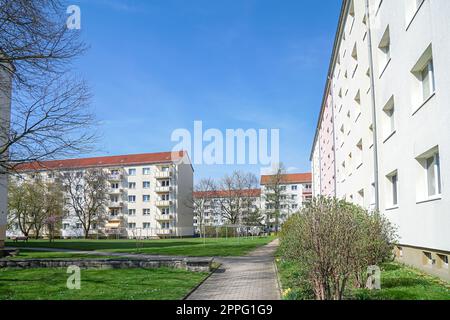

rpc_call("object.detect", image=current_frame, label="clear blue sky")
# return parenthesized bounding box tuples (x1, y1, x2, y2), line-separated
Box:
(73, 0, 341, 182)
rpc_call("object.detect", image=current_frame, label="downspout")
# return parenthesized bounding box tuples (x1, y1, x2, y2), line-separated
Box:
(328, 77, 338, 198)
(365, 0, 380, 211)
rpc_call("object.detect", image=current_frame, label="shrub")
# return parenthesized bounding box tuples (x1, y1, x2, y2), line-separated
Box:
(279, 196, 397, 300)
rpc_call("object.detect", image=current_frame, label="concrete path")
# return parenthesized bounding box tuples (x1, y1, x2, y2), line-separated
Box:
(186, 239, 281, 300)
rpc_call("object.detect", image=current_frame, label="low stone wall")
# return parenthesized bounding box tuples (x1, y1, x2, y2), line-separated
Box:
(0, 257, 213, 273)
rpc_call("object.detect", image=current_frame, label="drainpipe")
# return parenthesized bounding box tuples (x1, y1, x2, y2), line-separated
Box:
(365, 0, 380, 211)
(328, 76, 338, 198)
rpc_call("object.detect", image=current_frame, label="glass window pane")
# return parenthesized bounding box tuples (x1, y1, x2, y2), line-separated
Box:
(427, 156, 436, 196)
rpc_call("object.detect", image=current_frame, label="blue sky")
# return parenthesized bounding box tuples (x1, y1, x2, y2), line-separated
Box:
(72, 0, 341, 182)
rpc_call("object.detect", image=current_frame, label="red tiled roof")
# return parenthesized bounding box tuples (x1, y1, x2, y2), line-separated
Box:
(260, 173, 312, 185)
(193, 189, 261, 199)
(14, 151, 186, 172)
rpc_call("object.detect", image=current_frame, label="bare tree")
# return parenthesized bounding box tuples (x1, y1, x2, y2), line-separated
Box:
(190, 178, 217, 237)
(43, 180, 64, 241)
(0, 0, 96, 175)
(61, 168, 109, 239)
(217, 171, 259, 225)
(263, 163, 293, 233)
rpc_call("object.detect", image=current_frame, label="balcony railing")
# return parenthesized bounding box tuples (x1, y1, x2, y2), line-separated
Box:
(154, 171, 173, 179)
(155, 200, 172, 207)
(155, 186, 172, 193)
(155, 214, 174, 221)
(108, 188, 124, 194)
(108, 201, 124, 208)
(156, 229, 174, 235)
(108, 174, 123, 181)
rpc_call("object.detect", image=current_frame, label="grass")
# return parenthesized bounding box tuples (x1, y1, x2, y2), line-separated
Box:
(6, 236, 274, 257)
(277, 260, 450, 300)
(0, 267, 208, 300)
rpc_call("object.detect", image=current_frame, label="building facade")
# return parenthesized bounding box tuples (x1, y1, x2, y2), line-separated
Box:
(311, 0, 450, 280)
(11, 151, 194, 239)
(192, 173, 312, 233)
(261, 173, 312, 229)
(192, 189, 262, 233)
(0, 62, 12, 250)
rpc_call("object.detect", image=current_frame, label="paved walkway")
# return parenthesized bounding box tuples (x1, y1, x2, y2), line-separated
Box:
(186, 240, 281, 300)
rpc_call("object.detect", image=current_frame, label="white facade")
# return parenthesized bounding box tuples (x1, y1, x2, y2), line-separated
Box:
(0, 63, 12, 249)
(10, 152, 194, 239)
(311, 0, 450, 280)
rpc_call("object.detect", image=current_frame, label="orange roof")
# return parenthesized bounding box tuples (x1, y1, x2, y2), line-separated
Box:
(14, 151, 186, 172)
(193, 189, 261, 199)
(260, 173, 312, 185)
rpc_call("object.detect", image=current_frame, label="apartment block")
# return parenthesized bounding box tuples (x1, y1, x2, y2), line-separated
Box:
(261, 173, 312, 229)
(11, 151, 194, 239)
(311, 0, 450, 280)
(0, 62, 12, 249)
(192, 189, 262, 232)
(192, 173, 312, 233)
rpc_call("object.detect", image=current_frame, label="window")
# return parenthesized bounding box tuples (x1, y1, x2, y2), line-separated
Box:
(143, 223, 151, 229)
(386, 171, 399, 207)
(128, 209, 136, 216)
(291, 185, 298, 191)
(76, 223, 82, 229)
(438, 254, 449, 269)
(416, 147, 442, 200)
(161, 208, 170, 215)
(128, 182, 136, 189)
(143, 181, 151, 189)
(63, 223, 70, 230)
(411, 45, 435, 111)
(421, 59, 435, 101)
(143, 209, 151, 215)
(128, 223, 136, 229)
(280, 186, 287, 191)
(423, 251, 433, 266)
(161, 194, 170, 201)
(356, 140, 363, 168)
(382, 96, 395, 140)
(292, 204, 298, 210)
(406, 0, 425, 26)
(378, 26, 391, 74)
(161, 180, 170, 187)
(111, 183, 119, 189)
(128, 195, 136, 203)
(143, 168, 151, 175)
(128, 168, 136, 176)
(143, 195, 150, 202)
(110, 209, 119, 216)
(110, 195, 119, 203)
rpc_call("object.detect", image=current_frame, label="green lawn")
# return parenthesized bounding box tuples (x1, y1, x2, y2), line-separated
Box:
(277, 259, 450, 300)
(0, 267, 208, 300)
(6, 236, 274, 257)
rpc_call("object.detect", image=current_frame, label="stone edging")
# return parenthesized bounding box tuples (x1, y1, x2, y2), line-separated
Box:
(0, 258, 213, 273)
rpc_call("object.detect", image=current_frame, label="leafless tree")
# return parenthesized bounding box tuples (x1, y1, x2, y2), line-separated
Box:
(0, 0, 96, 175)
(263, 163, 293, 233)
(217, 171, 259, 225)
(190, 178, 217, 237)
(61, 168, 109, 238)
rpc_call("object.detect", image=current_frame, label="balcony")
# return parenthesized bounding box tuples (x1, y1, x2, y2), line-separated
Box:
(155, 200, 172, 207)
(156, 229, 174, 236)
(108, 188, 123, 194)
(108, 201, 124, 208)
(155, 214, 174, 221)
(154, 171, 173, 179)
(108, 174, 123, 181)
(155, 186, 172, 193)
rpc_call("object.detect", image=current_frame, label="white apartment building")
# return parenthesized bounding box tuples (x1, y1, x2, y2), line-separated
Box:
(192, 173, 312, 233)
(11, 151, 194, 239)
(261, 173, 312, 230)
(311, 0, 450, 280)
(0, 62, 12, 249)
(193, 189, 262, 232)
